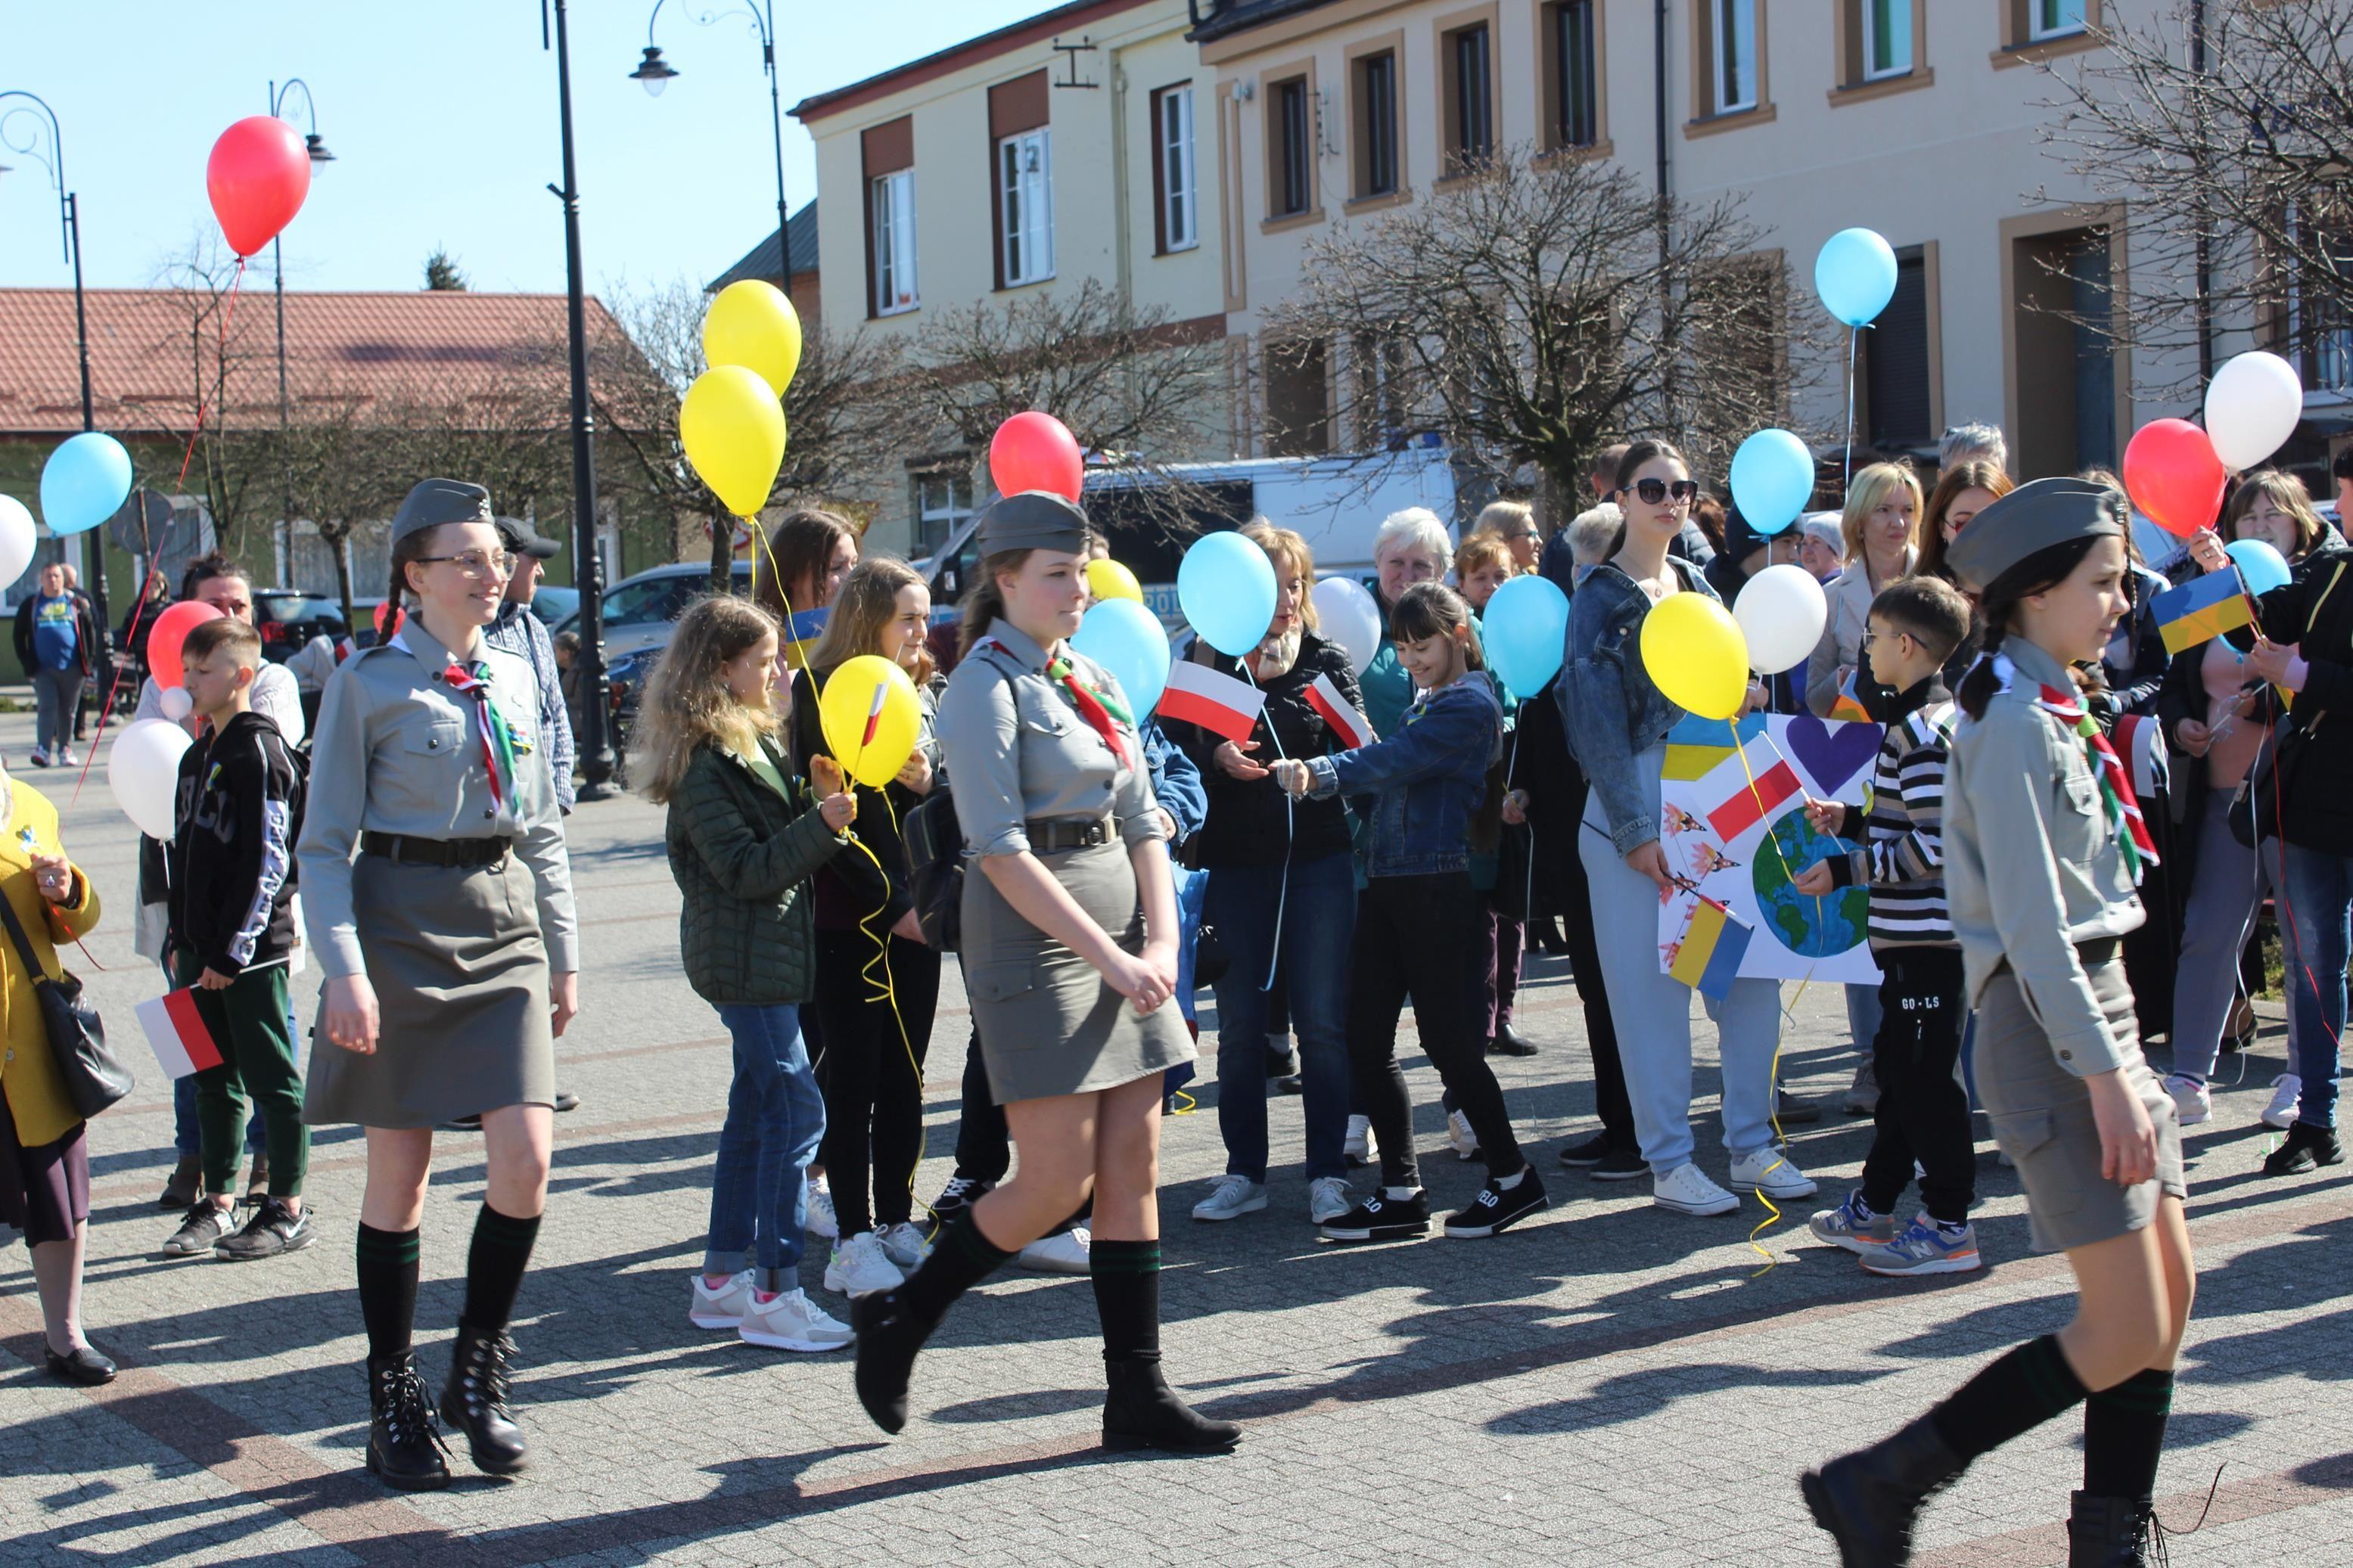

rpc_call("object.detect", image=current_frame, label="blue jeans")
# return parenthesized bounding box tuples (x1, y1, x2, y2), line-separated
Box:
(1207, 850, 1355, 1184)
(173, 1001, 299, 1159)
(2278, 843, 2349, 1129)
(706, 1002, 825, 1291)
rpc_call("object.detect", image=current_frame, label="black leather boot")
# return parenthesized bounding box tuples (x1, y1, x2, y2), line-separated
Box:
(440, 1322, 529, 1474)
(1102, 1358, 1242, 1455)
(851, 1289, 938, 1436)
(365, 1352, 450, 1491)
(1801, 1416, 1967, 1566)
(2066, 1492, 2155, 1566)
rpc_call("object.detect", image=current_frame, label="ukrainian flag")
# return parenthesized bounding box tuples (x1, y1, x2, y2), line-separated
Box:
(2152, 570, 2252, 657)
(1670, 898, 1754, 1000)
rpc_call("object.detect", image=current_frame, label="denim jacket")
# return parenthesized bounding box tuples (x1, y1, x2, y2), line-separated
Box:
(1302, 673, 1503, 877)
(1559, 558, 1718, 856)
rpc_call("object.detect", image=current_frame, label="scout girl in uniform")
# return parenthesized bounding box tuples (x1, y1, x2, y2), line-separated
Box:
(299, 479, 580, 1491)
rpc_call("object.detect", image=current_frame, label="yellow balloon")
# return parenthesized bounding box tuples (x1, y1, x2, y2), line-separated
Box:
(704, 279, 804, 397)
(680, 365, 786, 519)
(819, 654, 923, 790)
(1640, 592, 1750, 721)
(1086, 557, 1142, 603)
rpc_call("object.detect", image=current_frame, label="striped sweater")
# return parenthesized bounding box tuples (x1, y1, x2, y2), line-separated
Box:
(1824, 678, 1956, 949)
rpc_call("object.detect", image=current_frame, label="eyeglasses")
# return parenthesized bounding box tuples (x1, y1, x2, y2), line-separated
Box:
(1628, 479, 1702, 506)
(418, 551, 514, 579)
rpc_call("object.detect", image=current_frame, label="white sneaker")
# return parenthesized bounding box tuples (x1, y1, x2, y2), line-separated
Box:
(1307, 1175, 1352, 1224)
(56, 747, 76, 768)
(738, 1287, 853, 1352)
(822, 1231, 904, 1297)
(2263, 1073, 2303, 1130)
(1344, 1114, 1379, 1168)
(689, 1268, 757, 1329)
(1729, 1145, 1818, 1200)
(875, 1221, 932, 1271)
(1017, 1225, 1091, 1275)
(805, 1186, 839, 1240)
(1652, 1162, 1739, 1217)
(1447, 1109, 1481, 1162)
(1192, 1173, 1267, 1222)
(2165, 1073, 2212, 1127)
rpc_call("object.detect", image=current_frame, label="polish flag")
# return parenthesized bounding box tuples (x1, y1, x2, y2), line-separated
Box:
(1705, 759, 1802, 843)
(1304, 672, 1375, 751)
(1161, 660, 1267, 744)
(135, 989, 222, 1079)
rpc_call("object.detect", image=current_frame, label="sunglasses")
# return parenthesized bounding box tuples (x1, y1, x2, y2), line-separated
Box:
(1627, 479, 1702, 506)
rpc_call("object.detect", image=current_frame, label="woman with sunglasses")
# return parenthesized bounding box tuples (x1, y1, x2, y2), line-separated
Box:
(1559, 441, 1816, 1220)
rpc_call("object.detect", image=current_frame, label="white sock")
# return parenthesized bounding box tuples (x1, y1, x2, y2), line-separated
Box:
(1497, 1166, 1527, 1191)
(1383, 1185, 1419, 1200)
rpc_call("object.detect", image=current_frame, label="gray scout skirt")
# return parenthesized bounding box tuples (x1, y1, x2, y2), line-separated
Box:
(960, 837, 1194, 1104)
(1975, 956, 2187, 1254)
(303, 852, 555, 1129)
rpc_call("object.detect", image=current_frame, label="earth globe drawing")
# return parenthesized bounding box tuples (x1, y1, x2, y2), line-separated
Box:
(1753, 815, 1870, 958)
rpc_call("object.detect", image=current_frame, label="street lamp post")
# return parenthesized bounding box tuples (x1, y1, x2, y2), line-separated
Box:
(545, 0, 617, 799)
(0, 88, 108, 632)
(266, 79, 334, 589)
(629, 0, 794, 302)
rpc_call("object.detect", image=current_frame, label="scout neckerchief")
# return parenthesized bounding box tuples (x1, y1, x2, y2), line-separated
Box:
(1991, 651, 2159, 881)
(394, 631, 518, 816)
(981, 636, 1131, 768)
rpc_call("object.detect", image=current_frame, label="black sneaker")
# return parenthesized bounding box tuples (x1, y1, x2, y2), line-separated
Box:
(1589, 1147, 1648, 1181)
(1317, 1188, 1431, 1244)
(553, 1091, 581, 1113)
(1444, 1167, 1549, 1237)
(1274, 1074, 1304, 1095)
(930, 1175, 994, 1222)
(1775, 1088, 1824, 1126)
(216, 1197, 315, 1261)
(2262, 1121, 2344, 1177)
(1557, 1130, 1614, 1167)
(160, 1200, 235, 1258)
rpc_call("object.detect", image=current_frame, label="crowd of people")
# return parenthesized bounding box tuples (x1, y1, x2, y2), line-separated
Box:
(2, 417, 2345, 1562)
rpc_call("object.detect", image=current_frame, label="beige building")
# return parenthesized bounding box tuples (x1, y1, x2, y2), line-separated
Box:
(1190, 0, 2194, 483)
(791, 0, 1229, 557)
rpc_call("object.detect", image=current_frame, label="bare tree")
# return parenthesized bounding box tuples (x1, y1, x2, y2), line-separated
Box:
(152, 231, 281, 561)
(2041, 0, 2353, 395)
(1267, 145, 1819, 502)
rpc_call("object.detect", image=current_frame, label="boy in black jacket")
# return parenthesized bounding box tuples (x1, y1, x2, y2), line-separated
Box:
(158, 616, 312, 1262)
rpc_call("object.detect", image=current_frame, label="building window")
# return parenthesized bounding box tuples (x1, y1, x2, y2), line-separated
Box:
(1265, 338, 1329, 456)
(1271, 76, 1313, 217)
(1553, 2, 1599, 147)
(871, 169, 917, 315)
(998, 128, 1054, 286)
(1864, 246, 1932, 449)
(1154, 85, 1197, 253)
(1862, 0, 1912, 79)
(1354, 50, 1398, 198)
(1714, 0, 1758, 114)
(1444, 23, 1494, 172)
(2031, 0, 2087, 41)
(914, 471, 974, 557)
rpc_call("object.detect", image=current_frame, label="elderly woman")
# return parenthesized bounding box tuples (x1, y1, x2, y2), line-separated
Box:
(1364, 509, 1453, 739)
(0, 759, 110, 1383)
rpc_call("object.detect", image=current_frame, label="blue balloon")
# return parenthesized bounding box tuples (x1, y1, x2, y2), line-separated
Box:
(1814, 228, 1898, 328)
(1480, 573, 1570, 700)
(2227, 539, 2292, 598)
(1178, 529, 1277, 657)
(1071, 598, 1171, 716)
(1729, 429, 1815, 536)
(39, 432, 133, 537)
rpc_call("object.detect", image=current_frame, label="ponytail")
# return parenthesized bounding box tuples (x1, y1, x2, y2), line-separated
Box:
(1952, 533, 2103, 721)
(1955, 619, 2005, 721)
(958, 548, 1030, 659)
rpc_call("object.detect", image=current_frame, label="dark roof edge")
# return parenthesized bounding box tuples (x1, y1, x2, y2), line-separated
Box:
(1186, 0, 1338, 45)
(788, 0, 1151, 122)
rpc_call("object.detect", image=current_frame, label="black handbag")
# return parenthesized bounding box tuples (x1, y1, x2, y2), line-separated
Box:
(0, 883, 129, 1119)
(903, 786, 965, 953)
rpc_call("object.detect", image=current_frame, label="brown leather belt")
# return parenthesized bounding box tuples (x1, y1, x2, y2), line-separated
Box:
(1027, 816, 1111, 852)
(360, 831, 511, 868)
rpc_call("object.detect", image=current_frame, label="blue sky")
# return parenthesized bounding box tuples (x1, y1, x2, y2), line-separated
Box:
(0, 1, 1052, 298)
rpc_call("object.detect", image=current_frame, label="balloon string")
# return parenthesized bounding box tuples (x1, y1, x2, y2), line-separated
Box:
(72, 492, 171, 806)
(1238, 657, 1291, 994)
(1843, 325, 1859, 498)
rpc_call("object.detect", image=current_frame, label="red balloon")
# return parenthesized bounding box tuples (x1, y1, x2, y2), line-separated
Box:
(2122, 418, 2227, 539)
(989, 412, 1085, 502)
(207, 116, 313, 258)
(148, 601, 225, 691)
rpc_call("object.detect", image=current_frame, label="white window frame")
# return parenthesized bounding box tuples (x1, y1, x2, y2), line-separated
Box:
(999, 127, 1055, 287)
(1714, 0, 1758, 114)
(1862, 0, 1910, 80)
(871, 168, 919, 316)
(914, 470, 975, 556)
(1160, 87, 1198, 253)
(2031, 0, 2087, 42)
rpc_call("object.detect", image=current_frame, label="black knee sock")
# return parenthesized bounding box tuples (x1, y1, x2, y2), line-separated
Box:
(460, 1203, 542, 1334)
(1928, 1334, 2090, 1463)
(2083, 1368, 2174, 1498)
(897, 1206, 1012, 1324)
(356, 1223, 421, 1363)
(1089, 1238, 1161, 1365)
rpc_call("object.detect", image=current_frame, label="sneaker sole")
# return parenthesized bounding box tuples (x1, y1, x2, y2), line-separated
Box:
(822, 1268, 902, 1296)
(1017, 1256, 1091, 1275)
(1556, 1152, 1605, 1168)
(1444, 1196, 1548, 1238)
(1861, 1250, 1982, 1278)
(1730, 1179, 1820, 1200)
(216, 1228, 316, 1262)
(1190, 1196, 1268, 1222)
(1809, 1227, 1896, 1256)
(1653, 1194, 1740, 1217)
(2261, 1110, 2299, 1131)
(689, 1312, 747, 1330)
(1318, 1221, 1428, 1244)
(739, 1328, 853, 1352)
(1450, 1144, 1481, 1162)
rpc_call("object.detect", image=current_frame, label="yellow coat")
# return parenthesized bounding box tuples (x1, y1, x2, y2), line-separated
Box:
(0, 779, 103, 1150)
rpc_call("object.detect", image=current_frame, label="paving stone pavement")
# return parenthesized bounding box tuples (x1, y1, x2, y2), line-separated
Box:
(1, 704, 2347, 1566)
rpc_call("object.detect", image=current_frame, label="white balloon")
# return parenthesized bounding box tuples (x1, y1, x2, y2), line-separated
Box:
(158, 685, 194, 722)
(0, 495, 36, 589)
(1733, 564, 1829, 676)
(2204, 350, 2304, 471)
(107, 719, 192, 840)
(1311, 576, 1382, 675)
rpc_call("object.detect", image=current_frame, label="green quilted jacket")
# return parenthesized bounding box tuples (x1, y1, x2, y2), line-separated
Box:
(667, 735, 849, 1004)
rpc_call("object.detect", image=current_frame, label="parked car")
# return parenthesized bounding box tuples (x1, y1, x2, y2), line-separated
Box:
(252, 591, 350, 665)
(549, 560, 754, 663)
(529, 585, 580, 628)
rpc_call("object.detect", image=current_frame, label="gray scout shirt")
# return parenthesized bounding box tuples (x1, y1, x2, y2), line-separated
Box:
(934, 618, 1166, 859)
(297, 614, 579, 980)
